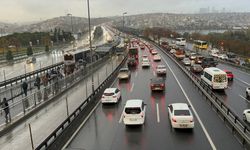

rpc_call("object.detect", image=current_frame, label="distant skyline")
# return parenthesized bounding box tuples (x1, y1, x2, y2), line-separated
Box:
(0, 0, 250, 23)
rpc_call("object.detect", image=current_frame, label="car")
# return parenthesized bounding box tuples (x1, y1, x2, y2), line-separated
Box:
(190, 64, 203, 73)
(142, 58, 150, 68)
(142, 54, 148, 59)
(118, 68, 131, 80)
(246, 87, 250, 98)
(101, 88, 121, 104)
(218, 54, 228, 60)
(194, 55, 204, 64)
(153, 54, 161, 61)
(26, 56, 36, 64)
(189, 53, 196, 60)
(243, 109, 250, 123)
(201, 57, 217, 68)
(150, 77, 165, 91)
(168, 103, 194, 129)
(182, 58, 191, 66)
(170, 49, 176, 54)
(151, 50, 158, 55)
(123, 99, 146, 125)
(127, 58, 137, 67)
(156, 65, 167, 75)
(223, 70, 234, 81)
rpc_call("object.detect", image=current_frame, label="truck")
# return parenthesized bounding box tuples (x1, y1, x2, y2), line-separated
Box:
(174, 49, 185, 60)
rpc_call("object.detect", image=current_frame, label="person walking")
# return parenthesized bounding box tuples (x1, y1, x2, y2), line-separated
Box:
(35, 76, 41, 90)
(22, 81, 28, 96)
(2, 98, 11, 123)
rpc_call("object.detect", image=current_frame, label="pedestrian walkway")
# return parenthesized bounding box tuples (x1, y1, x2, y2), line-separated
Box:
(0, 55, 123, 150)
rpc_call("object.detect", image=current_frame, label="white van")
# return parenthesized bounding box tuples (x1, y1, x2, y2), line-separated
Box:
(176, 38, 186, 46)
(201, 67, 228, 90)
(123, 99, 146, 125)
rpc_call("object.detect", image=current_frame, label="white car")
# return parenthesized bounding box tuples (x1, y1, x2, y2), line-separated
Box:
(243, 109, 250, 123)
(118, 68, 131, 80)
(123, 99, 146, 125)
(153, 54, 161, 61)
(182, 58, 191, 66)
(142, 54, 148, 59)
(168, 103, 194, 129)
(217, 54, 228, 60)
(189, 53, 196, 60)
(101, 88, 121, 104)
(142, 58, 150, 67)
(151, 50, 158, 55)
(156, 65, 167, 75)
(246, 87, 250, 98)
(170, 49, 176, 54)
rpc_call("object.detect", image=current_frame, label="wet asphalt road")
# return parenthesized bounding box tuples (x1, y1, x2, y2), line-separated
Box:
(65, 45, 243, 150)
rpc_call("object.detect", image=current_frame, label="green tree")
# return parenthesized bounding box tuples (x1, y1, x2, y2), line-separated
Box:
(6, 50, 13, 61)
(26, 46, 33, 56)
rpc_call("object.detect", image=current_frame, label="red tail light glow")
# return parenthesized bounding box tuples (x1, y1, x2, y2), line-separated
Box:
(172, 118, 177, 122)
(160, 84, 164, 87)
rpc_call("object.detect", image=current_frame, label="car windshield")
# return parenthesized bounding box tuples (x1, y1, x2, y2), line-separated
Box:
(157, 66, 165, 69)
(226, 71, 232, 74)
(125, 107, 141, 114)
(174, 110, 190, 116)
(104, 92, 114, 96)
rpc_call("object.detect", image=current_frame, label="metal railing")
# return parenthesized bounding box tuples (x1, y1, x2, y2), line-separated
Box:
(0, 55, 110, 128)
(35, 54, 128, 150)
(154, 43, 250, 146)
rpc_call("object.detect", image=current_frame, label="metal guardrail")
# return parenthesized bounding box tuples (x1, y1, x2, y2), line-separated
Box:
(35, 54, 128, 150)
(0, 55, 110, 130)
(0, 62, 64, 88)
(154, 43, 250, 147)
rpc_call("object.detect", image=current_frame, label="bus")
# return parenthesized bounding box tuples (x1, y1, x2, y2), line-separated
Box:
(201, 67, 228, 90)
(193, 40, 208, 50)
(128, 47, 139, 60)
(175, 38, 186, 46)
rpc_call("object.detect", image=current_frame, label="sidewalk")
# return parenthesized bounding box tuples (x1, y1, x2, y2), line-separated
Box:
(0, 54, 123, 150)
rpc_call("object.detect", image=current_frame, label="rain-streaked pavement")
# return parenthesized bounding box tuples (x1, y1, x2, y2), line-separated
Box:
(65, 45, 243, 150)
(0, 54, 123, 150)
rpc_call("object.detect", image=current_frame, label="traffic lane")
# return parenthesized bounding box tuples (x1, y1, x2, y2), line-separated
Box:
(157, 46, 244, 149)
(67, 49, 212, 150)
(0, 55, 121, 150)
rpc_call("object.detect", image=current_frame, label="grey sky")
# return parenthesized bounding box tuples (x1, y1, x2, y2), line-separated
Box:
(0, 0, 250, 23)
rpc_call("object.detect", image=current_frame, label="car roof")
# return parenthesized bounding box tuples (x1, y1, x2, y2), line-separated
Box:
(151, 77, 164, 83)
(104, 88, 117, 93)
(125, 99, 143, 108)
(171, 103, 189, 110)
(157, 65, 165, 68)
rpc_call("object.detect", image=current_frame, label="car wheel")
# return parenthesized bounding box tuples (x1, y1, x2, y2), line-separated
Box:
(243, 114, 246, 121)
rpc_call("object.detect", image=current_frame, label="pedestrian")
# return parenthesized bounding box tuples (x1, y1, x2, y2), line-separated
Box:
(22, 81, 28, 96)
(2, 98, 11, 123)
(35, 76, 41, 90)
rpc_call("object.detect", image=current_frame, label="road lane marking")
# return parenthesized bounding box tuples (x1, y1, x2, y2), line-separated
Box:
(153, 72, 156, 76)
(130, 83, 134, 92)
(236, 78, 250, 86)
(239, 95, 249, 102)
(161, 53, 217, 150)
(62, 78, 118, 149)
(156, 103, 160, 123)
(135, 71, 138, 77)
(119, 109, 124, 124)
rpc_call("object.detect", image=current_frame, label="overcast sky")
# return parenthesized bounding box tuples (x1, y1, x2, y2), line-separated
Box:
(1, 0, 250, 23)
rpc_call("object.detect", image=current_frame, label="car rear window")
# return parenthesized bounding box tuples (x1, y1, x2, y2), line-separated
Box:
(158, 66, 165, 69)
(104, 92, 114, 96)
(125, 107, 141, 114)
(174, 110, 190, 116)
(120, 69, 128, 72)
(226, 71, 232, 74)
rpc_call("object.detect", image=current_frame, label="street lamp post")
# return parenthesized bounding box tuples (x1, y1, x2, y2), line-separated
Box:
(67, 13, 74, 34)
(87, 0, 95, 93)
(122, 12, 127, 31)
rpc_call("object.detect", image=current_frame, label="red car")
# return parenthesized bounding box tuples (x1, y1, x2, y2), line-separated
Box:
(224, 70, 234, 81)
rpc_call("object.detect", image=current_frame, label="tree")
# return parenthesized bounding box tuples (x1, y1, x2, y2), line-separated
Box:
(45, 45, 49, 52)
(26, 46, 33, 56)
(6, 50, 13, 61)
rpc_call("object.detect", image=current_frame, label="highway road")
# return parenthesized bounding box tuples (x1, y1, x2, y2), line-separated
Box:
(64, 44, 243, 150)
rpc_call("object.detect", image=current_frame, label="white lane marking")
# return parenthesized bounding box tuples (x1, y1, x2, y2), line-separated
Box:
(62, 78, 118, 149)
(130, 83, 134, 92)
(119, 108, 125, 123)
(161, 54, 217, 150)
(239, 95, 249, 102)
(135, 71, 138, 77)
(153, 72, 156, 76)
(156, 103, 160, 123)
(236, 78, 250, 86)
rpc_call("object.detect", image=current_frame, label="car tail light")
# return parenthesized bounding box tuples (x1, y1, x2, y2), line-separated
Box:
(102, 95, 105, 98)
(172, 118, 177, 122)
(113, 95, 117, 98)
(151, 84, 154, 87)
(160, 84, 164, 87)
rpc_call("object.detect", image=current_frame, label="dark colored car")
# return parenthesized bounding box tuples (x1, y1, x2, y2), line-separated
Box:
(190, 64, 203, 73)
(127, 58, 137, 67)
(150, 77, 165, 91)
(201, 57, 217, 68)
(195, 55, 204, 64)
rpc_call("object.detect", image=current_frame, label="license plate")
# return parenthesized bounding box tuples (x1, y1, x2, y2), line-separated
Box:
(180, 124, 187, 127)
(130, 118, 137, 121)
